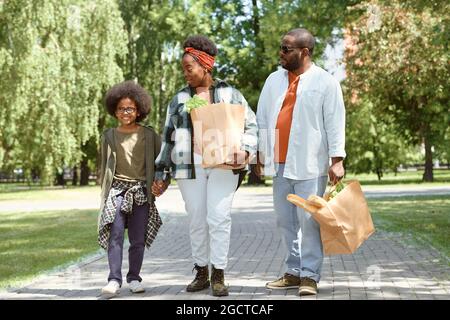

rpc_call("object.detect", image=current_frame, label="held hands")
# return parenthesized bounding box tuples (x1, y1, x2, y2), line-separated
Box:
(328, 158, 345, 185)
(224, 150, 249, 168)
(151, 179, 170, 197)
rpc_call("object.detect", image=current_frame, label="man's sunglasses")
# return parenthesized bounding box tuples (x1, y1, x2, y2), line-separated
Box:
(279, 45, 306, 54)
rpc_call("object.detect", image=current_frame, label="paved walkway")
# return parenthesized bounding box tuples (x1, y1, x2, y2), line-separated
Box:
(1, 186, 449, 300)
(1, 185, 449, 212)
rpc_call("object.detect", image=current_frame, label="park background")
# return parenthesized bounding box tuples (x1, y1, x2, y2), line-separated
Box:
(0, 0, 449, 296)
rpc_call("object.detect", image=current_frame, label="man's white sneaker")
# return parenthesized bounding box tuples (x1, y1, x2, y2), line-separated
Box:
(101, 280, 120, 295)
(129, 280, 145, 293)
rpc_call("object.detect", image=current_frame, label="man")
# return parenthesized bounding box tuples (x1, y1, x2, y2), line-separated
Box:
(256, 28, 346, 296)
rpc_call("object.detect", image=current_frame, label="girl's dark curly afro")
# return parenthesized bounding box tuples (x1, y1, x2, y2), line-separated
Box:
(105, 80, 151, 123)
(183, 35, 218, 57)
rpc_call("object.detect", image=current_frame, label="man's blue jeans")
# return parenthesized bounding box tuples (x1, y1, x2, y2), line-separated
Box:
(273, 164, 327, 282)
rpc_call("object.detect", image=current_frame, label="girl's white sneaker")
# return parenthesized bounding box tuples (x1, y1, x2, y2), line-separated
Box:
(129, 280, 145, 293)
(101, 280, 120, 295)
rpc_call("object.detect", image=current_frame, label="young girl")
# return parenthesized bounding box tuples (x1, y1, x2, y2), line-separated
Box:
(98, 80, 162, 296)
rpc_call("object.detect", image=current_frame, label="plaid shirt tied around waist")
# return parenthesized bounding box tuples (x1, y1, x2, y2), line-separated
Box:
(98, 179, 162, 250)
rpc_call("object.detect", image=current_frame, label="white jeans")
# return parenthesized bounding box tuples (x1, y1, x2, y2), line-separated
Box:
(177, 165, 239, 269)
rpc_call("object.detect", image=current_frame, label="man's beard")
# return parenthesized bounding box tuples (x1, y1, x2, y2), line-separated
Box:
(282, 58, 301, 71)
(283, 59, 301, 71)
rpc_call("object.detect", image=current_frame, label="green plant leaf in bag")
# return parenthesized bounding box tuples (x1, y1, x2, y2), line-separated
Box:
(328, 181, 346, 200)
(184, 95, 208, 113)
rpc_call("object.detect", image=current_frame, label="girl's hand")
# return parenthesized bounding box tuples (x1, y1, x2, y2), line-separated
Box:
(152, 180, 169, 197)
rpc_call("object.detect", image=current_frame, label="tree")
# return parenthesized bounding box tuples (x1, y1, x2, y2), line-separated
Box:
(116, 0, 211, 132)
(0, 0, 127, 184)
(208, 0, 355, 108)
(344, 0, 450, 181)
(206, 0, 357, 184)
(345, 97, 423, 179)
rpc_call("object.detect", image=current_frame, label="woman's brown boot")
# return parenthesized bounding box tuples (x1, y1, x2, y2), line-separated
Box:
(211, 265, 228, 296)
(186, 264, 210, 292)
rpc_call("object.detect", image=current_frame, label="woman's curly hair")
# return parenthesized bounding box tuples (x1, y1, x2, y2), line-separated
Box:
(104, 80, 151, 123)
(183, 35, 218, 57)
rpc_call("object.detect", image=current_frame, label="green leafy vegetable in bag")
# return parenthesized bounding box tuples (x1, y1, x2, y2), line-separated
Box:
(328, 181, 346, 200)
(184, 95, 208, 113)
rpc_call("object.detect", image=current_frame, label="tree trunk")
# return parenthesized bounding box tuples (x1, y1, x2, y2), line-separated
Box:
(55, 172, 65, 186)
(251, 0, 260, 38)
(80, 158, 90, 186)
(251, 0, 265, 94)
(158, 57, 165, 132)
(422, 136, 434, 182)
(31, 168, 39, 184)
(96, 115, 106, 185)
(249, 2, 265, 186)
(376, 168, 382, 181)
(96, 145, 102, 185)
(373, 143, 383, 181)
(72, 166, 78, 186)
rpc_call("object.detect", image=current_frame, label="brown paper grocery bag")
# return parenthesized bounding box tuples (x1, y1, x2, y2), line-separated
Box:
(190, 103, 246, 169)
(287, 180, 375, 255)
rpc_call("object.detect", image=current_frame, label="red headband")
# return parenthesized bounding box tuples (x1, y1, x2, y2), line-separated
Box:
(184, 47, 215, 71)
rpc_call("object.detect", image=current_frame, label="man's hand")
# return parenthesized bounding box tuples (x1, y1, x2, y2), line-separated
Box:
(328, 157, 345, 185)
(225, 150, 249, 168)
(151, 179, 170, 197)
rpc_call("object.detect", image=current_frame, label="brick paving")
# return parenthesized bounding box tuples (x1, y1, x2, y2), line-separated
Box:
(1, 186, 449, 300)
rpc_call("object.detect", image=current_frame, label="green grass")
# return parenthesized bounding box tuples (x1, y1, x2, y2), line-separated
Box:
(368, 195, 450, 260)
(243, 169, 450, 188)
(0, 209, 101, 290)
(0, 183, 47, 192)
(0, 185, 100, 201)
(346, 169, 450, 186)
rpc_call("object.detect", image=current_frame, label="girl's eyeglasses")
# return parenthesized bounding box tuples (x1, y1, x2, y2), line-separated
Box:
(117, 107, 137, 114)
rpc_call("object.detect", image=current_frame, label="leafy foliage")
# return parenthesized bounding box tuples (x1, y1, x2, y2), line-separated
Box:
(1, 0, 446, 184)
(344, 0, 450, 181)
(0, 0, 127, 184)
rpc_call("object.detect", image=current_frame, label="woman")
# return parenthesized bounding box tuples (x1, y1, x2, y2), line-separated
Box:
(152, 35, 257, 297)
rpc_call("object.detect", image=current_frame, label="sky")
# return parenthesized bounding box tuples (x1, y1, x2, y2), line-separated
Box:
(324, 37, 346, 82)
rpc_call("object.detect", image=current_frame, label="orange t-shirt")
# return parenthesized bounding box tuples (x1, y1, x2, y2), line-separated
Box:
(274, 72, 300, 163)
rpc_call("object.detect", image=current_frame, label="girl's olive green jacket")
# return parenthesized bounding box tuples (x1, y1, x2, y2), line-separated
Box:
(99, 126, 161, 212)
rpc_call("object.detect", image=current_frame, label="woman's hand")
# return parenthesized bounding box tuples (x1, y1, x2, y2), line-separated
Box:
(225, 151, 249, 168)
(254, 151, 264, 177)
(152, 180, 170, 197)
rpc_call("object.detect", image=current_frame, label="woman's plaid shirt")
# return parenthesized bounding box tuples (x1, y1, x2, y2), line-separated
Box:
(155, 79, 258, 180)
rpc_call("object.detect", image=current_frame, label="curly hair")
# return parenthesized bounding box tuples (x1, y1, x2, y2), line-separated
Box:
(104, 80, 151, 123)
(183, 35, 218, 57)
